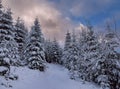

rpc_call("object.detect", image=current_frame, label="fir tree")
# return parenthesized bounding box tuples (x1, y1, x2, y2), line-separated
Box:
(62, 31, 79, 73)
(80, 26, 101, 81)
(64, 31, 72, 51)
(45, 39, 62, 64)
(68, 31, 80, 79)
(0, 8, 19, 66)
(89, 26, 120, 89)
(61, 31, 72, 65)
(0, 2, 19, 77)
(104, 25, 119, 49)
(77, 29, 88, 80)
(44, 39, 53, 63)
(24, 18, 46, 71)
(51, 38, 62, 63)
(14, 17, 28, 65)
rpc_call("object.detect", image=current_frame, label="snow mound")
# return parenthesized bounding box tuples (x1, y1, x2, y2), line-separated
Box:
(0, 66, 8, 72)
(0, 64, 100, 89)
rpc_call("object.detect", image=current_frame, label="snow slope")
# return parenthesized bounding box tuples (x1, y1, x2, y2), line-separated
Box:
(0, 64, 100, 89)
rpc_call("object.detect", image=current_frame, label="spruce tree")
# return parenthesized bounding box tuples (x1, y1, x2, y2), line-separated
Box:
(0, 2, 19, 76)
(79, 26, 101, 81)
(51, 39, 62, 63)
(0, 8, 19, 66)
(62, 31, 79, 72)
(77, 29, 88, 80)
(45, 39, 62, 64)
(68, 31, 80, 79)
(24, 18, 46, 71)
(61, 31, 72, 65)
(14, 17, 28, 65)
(89, 26, 120, 89)
(44, 40, 53, 63)
(64, 31, 72, 51)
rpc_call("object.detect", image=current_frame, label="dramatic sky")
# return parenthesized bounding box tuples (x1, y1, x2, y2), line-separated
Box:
(3, 0, 120, 43)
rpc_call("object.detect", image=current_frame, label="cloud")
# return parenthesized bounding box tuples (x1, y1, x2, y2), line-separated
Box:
(70, 0, 114, 17)
(3, 0, 74, 41)
(75, 23, 86, 31)
(46, 0, 115, 17)
(3, 0, 109, 43)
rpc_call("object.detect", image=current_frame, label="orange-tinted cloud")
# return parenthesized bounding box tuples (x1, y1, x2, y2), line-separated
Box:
(3, 0, 75, 42)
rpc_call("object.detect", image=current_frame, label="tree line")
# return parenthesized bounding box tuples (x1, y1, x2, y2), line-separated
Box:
(62, 25, 120, 89)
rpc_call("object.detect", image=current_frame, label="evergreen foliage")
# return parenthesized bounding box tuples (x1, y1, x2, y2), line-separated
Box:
(45, 39, 62, 64)
(14, 17, 28, 65)
(24, 18, 46, 71)
(0, 7, 19, 66)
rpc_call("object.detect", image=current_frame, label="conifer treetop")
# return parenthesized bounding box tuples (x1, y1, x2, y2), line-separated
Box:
(16, 17, 25, 29)
(0, 0, 3, 9)
(6, 8, 12, 17)
(72, 29, 76, 43)
(34, 17, 40, 27)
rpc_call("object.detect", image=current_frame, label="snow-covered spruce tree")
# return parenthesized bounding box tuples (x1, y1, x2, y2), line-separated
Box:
(68, 31, 80, 79)
(45, 39, 62, 64)
(77, 29, 88, 80)
(44, 39, 53, 63)
(0, 6, 19, 68)
(86, 26, 120, 89)
(24, 18, 46, 71)
(64, 31, 72, 51)
(104, 25, 119, 49)
(62, 31, 79, 78)
(14, 17, 28, 65)
(61, 31, 72, 65)
(50, 38, 62, 63)
(80, 26, 101, 81)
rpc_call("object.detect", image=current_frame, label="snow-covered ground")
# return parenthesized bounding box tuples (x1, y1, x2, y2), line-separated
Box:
(0, 64, 100, 89)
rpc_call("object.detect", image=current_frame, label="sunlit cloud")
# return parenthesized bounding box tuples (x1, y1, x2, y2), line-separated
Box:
(2, 0, 119, 42)
(3, 0, 75, 41)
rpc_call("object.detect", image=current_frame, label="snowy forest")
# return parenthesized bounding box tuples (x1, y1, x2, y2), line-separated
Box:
(0, 1, 120, 89)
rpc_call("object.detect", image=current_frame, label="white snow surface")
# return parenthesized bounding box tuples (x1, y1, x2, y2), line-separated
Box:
(0, 66, 8, 72)
(0, 64, 100, 89)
